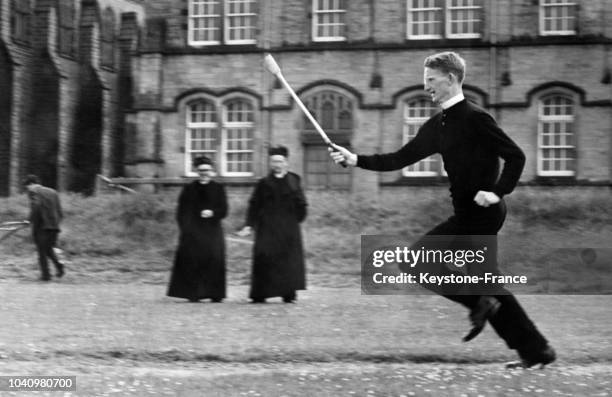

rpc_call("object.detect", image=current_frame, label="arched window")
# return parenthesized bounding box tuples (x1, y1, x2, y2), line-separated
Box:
(303, 91, 353, 133)
(184, 97, 255, 176)
(58, 0, 76, 56)
(402, 97, 439, 176)
(538, 94, 575, 176)
(101, 8, 116, 68)
(321, 102, 335, 130)
(186, 100, 219, 174)
(11, 0, 32, 44)
(401, 91, 484, 178)
(301, 90, 352, 189)
(223, 99, 255, 175)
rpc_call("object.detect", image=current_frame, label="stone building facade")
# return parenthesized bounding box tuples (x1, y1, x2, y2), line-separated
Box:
(1, 0, 611, 196)
(126, 0, 611, 194)
(0, 0, 144, 195)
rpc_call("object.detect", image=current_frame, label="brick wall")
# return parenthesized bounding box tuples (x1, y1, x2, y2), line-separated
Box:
(1, 0, 609, 196)
(125, 0, 611, 193)
(503, 46, 610, 103)
(0, 0, 143, 195)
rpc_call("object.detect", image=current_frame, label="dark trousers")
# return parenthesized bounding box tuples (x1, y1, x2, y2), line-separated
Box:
(403, 200, 549, 358)
(33, 230, 62, 278)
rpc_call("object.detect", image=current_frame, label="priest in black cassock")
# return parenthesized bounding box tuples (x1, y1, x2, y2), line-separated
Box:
(167, 156, 228, 302)
(237, 146, 308, 303)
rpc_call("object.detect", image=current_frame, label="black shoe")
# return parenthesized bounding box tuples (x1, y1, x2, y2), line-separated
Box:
(463, 296, 501, 342)
(506, 345, 557, 369)
(188, 298, 200, 303)
(282, 292, 296, 303)
(40, 275, 51, 282)
(250, 298, 266, 304)
(211, 298, 223, 303)
(56, 264, 65, 278)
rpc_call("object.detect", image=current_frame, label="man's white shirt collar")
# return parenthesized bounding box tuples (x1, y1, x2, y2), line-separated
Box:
(440, 93, 465, 110)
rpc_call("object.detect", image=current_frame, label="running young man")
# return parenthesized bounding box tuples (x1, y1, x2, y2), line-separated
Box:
(330, 52, 555, 368)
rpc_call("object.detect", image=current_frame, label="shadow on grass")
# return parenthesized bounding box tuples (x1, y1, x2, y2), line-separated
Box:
(6, 348, 611, 366)
(4, 349, 507, 365)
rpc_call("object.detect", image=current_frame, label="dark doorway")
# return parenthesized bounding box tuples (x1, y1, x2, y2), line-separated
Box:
(0, 44, 13, 196)
(70, 66, 103, 195)
(27, 54, 60, 189)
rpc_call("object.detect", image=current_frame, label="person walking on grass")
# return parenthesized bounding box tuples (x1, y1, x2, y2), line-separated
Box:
(23, 174, 65, 281)
(237, 146, 308, 304)
(167, 156, 228, 303)
(329, 51, 555, 369)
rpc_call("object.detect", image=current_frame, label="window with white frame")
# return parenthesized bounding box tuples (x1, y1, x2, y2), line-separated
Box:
(539, 0, 576, 36)
(312, 0, 347, 42)
(226, 0, 258, 43)
(447, 0, 482, 38)
(402, 98, 441, 176)
(406, 0, 482, 40)
(538, 95, 576, 176)
(186, 100, 219, 174)
(223, 100, 255, 175)
(189, 0, 222, 44)
(407, 0, 443, 39)
(188, 0, 257, 45)
(185, 98, 255, 176)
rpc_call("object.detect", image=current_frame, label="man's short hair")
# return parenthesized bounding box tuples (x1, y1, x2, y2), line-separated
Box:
(22, 174, 40, 186)
(424, 52, 466, 84)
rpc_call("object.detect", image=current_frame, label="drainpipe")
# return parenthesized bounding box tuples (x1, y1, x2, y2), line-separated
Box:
(489, 0, 500, 120)
(264, 0, 275, 177)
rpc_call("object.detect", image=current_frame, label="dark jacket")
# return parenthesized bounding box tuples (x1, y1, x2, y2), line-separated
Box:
(357, 99, 525, 206)
(29, 185, 63, 232)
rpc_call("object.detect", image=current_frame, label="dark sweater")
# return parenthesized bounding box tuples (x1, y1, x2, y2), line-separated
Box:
(29, 185, 63, 231)
(357, 99, 525, 205)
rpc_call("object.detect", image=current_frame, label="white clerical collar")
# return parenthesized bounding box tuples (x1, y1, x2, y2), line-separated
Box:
(440, 93, 465, 110)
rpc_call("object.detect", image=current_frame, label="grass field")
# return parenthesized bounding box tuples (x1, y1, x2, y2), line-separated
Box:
(0, 187, 611, 395)
(0, 284, 611, 396)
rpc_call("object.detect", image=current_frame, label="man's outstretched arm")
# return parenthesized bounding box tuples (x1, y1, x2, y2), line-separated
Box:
(329, 125, 437, 171)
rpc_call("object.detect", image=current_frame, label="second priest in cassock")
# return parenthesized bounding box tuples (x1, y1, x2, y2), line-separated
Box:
(238, 146, 308, 303)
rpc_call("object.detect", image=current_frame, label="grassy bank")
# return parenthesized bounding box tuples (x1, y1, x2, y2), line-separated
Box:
(1, 187, 611, 289)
